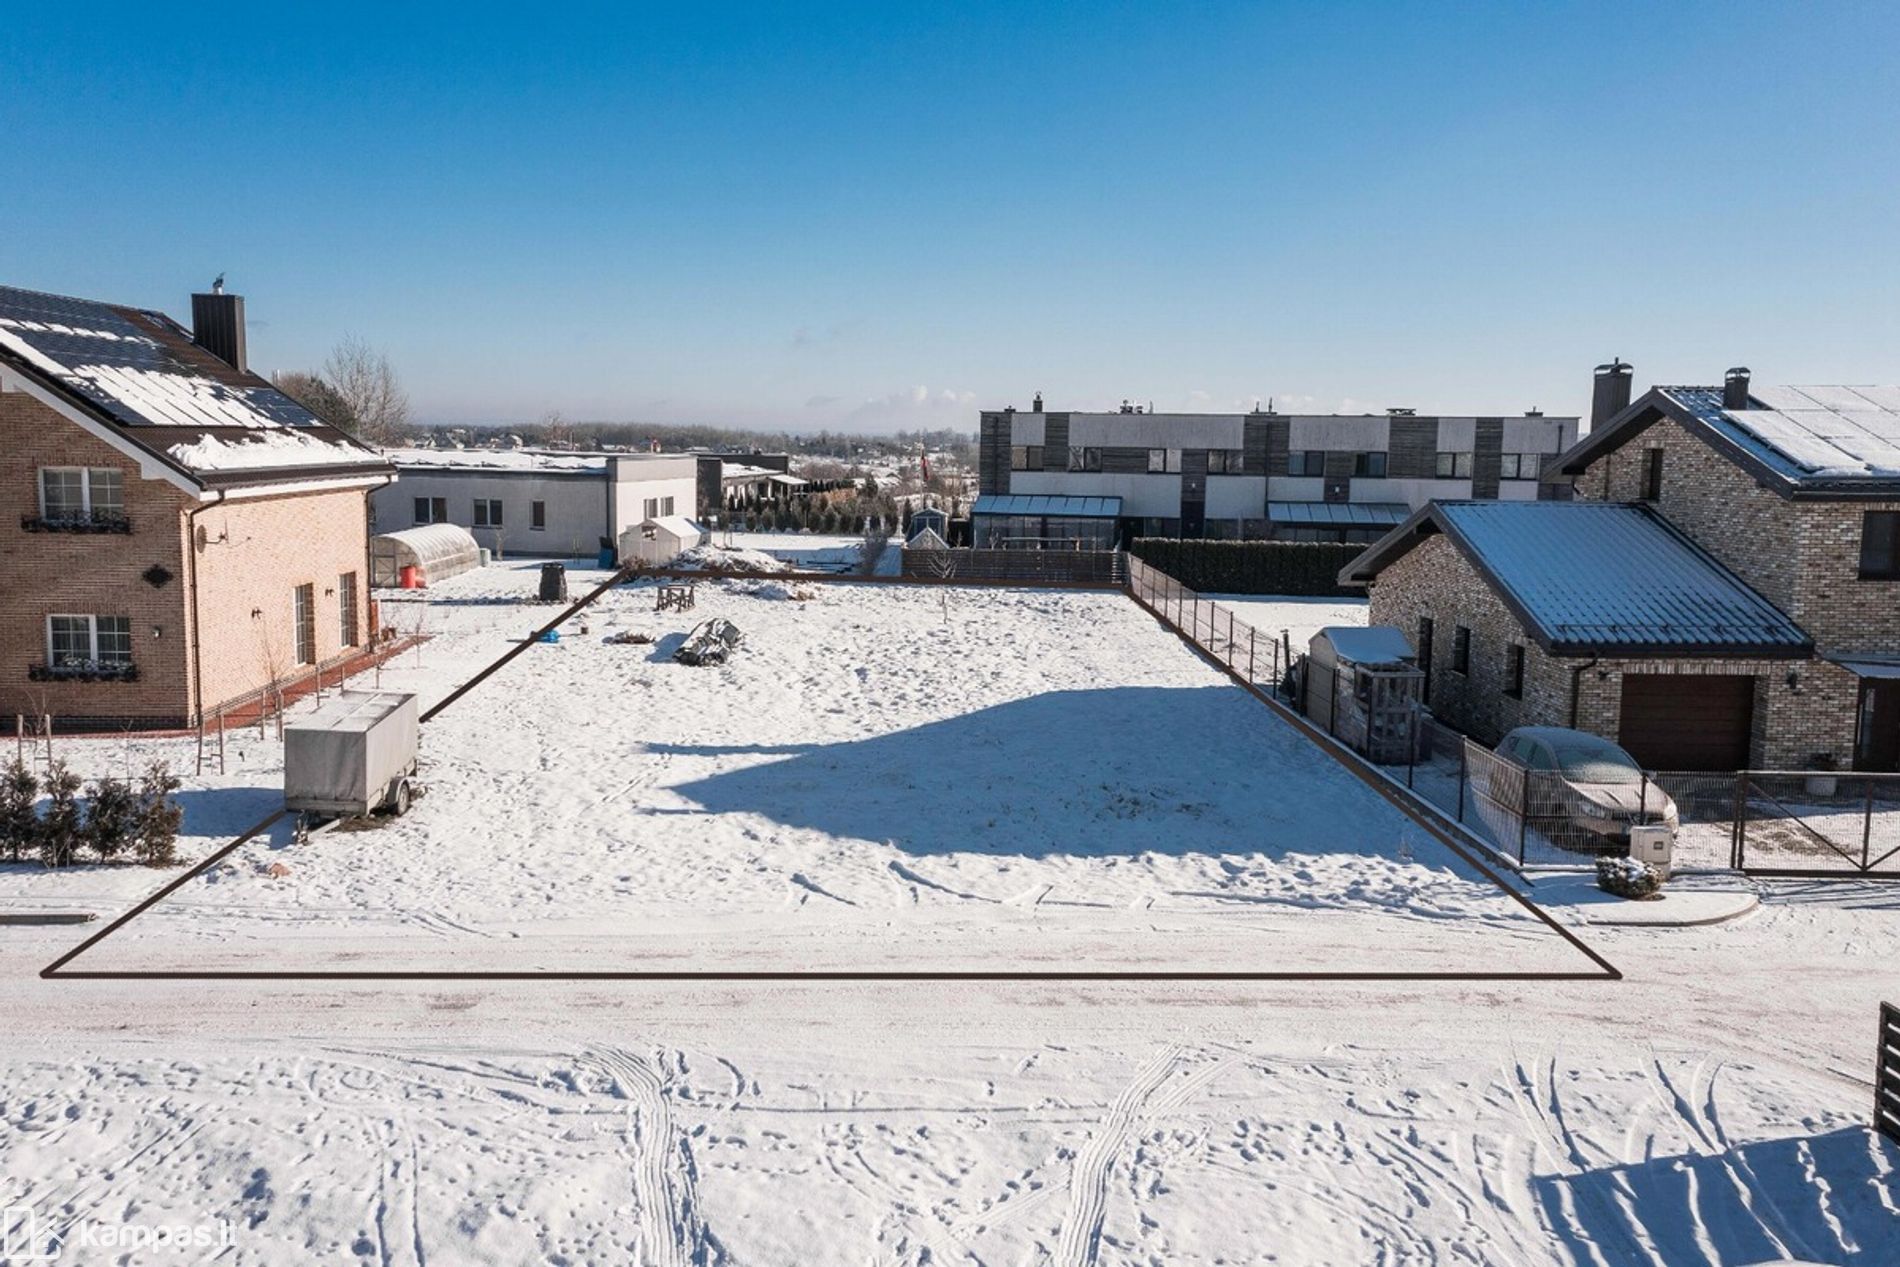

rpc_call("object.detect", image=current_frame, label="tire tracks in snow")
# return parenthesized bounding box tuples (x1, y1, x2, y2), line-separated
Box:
(589, 1046, 719, 1267)
(1050, 1045, 1238, 1267)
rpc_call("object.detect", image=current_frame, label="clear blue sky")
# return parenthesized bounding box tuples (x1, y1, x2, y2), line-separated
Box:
(3, 2, 1895, 432)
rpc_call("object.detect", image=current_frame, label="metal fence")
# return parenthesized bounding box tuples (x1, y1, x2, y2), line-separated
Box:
(1880, 1003, 1900, 1145)
(1126, 556, 1292, 692)
(1128, 555, 1900, 877)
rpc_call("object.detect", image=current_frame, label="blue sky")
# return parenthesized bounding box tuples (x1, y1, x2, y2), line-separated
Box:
(2, 2, 1896, 432)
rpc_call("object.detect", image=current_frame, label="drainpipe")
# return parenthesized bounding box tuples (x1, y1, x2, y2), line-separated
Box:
(1568, 657, 1601, 728)
(183, 492, 226, 727)
(363, 476, 394, 637)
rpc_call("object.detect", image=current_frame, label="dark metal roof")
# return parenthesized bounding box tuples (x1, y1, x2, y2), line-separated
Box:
(1268, 501, 1410, 527)
(972, 493, 1123, 518)
(1340, 501, 1812, 658)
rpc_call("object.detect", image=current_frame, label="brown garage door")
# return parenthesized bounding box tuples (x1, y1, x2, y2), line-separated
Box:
(1617, 674, 1755, 771)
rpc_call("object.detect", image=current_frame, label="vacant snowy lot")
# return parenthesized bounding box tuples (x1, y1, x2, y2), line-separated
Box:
(47, 562, 1575, 976)
(2, 564, 1893, 1264)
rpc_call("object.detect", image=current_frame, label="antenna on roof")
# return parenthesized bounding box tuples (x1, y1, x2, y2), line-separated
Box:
(211, 273, 225, 295)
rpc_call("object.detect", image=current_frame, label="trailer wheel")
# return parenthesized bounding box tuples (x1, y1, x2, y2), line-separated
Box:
(389, 779, 413, 817)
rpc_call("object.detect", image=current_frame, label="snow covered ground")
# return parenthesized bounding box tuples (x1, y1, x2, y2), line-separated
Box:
(34, 562, 1571, 977)
(1205, 593, 1370, 657)
(0, 563, 1895, 1264)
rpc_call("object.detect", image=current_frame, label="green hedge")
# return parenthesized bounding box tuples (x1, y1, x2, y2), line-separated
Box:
(1130, 538, 1365, 596)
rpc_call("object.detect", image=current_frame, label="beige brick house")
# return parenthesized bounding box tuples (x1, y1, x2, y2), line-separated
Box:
(1342, 369, 1900, 773)
(0, 283, 394, 730)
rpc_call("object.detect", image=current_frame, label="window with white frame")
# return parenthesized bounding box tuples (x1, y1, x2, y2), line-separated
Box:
(39, 467, 123, 520)
(293, 584, 316, 665)
(338, 572, 359, 648)
(47, 614, 133, 667)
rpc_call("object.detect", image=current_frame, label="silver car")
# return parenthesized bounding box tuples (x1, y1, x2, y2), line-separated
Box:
(1496, 726, 1679, 846)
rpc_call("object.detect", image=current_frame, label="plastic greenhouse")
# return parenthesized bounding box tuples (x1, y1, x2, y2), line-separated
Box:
(369, 524, 481, 587)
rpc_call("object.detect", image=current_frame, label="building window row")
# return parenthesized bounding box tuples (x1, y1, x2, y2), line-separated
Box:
(473, 498, 504, 529)
(47, 614, 134, 669)
(1500, 452, 1547, 480)
(1205, 449, 1246, 474)
(642, 495, 677, 518)
(1068, 447, 1103, 472)
(32, 467, 129, 531)
(1435, 451, 1474, 478)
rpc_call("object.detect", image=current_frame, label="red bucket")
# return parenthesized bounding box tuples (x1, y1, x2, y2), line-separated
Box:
(399, 564, 424, 589)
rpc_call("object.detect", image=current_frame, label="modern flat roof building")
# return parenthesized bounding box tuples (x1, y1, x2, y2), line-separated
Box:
(976, 398, 1578, 546)
(375, 448, 699, 559)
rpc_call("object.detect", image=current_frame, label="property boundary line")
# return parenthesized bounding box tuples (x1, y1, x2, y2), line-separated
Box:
(42, 563, 1619, 983)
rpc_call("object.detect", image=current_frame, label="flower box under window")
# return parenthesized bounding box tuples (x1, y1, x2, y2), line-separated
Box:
(29, 660, 139, 683)
(21, 513, 132, 534)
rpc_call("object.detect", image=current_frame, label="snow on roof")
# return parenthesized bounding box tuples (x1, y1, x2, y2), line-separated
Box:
(904, 526, 951, 550)
(0, 284, 384, 484)
(1661, 384, 1900, 482)
(384, 447, 609, 475)
(1348, 502, 1810, 656)
(642, 515, 705, 540)
(1312, 625, 1414, 664)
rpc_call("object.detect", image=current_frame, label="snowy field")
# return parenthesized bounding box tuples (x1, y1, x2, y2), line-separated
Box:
(1205, 593, 1370, 656)
(35, 562, 1573, 977)
(0, 563, 1895, 1264)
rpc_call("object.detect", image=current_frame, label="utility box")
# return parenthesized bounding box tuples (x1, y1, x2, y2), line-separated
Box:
(1628, 824, 1675, 876)
(539, 561, 569, 603)
(284, 690, 420, 820)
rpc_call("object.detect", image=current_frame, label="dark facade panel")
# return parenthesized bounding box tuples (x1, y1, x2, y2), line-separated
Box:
(1266, 416, 1291, 476)
(1243, 415, 1270, 474)
(978, 413, 1011, 494)
(1388, 416, 1440, 479)
(1102, 447, 1151, 474)
(1472, 417, 1504, 498)
(1042, 413, 1070, 470)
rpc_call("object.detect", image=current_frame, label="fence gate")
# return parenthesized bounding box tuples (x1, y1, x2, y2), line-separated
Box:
(1734, 772, 1900, 877)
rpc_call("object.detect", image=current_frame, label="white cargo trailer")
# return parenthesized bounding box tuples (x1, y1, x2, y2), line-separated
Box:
(284, 690, 420, 823)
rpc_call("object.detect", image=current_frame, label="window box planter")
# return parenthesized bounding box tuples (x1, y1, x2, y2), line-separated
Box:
(28, 660, 139, 683)
(21, 514, 132, 534)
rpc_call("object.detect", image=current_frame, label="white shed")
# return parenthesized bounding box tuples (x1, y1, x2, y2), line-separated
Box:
(618, 515, 709, 567)
(369, 524, 481, 587)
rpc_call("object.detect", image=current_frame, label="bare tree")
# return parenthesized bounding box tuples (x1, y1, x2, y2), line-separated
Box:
(856, 521, 890, 576)
(539, 409, 577, 449)
(272, 371, 358, 433)
(322, 336, 411, 447)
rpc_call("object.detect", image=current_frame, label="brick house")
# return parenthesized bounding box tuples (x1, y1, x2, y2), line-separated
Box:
(1342, 367, 1900, 773)
(0, 283, 395, 730)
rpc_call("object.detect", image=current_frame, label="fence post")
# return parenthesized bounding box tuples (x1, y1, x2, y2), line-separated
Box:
(1457, 741, 1467, 822)
(1248, 628, 1256, 684)
(1732, 773, 1748, 870)
(1865, 777, 1876, 871)
(1518, 770, 1530, 864)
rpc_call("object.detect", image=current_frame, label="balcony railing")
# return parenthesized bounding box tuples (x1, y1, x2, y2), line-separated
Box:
(28, 659, 139, 683)
(21, 512, 132, 534)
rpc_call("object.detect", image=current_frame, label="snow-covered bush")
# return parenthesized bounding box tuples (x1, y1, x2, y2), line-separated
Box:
(0, 758, 37, 862)
(1596, 854, 1665, 900)
(37, 762, 84, 868)
(84, 774, 140, 862)
(135, 761, 184, 867)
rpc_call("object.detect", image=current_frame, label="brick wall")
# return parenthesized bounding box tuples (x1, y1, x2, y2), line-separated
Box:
(1, 387, 375, 729)
(1366, 532, 1857, 768)
(1, 389, 194, 726)
(1575, 417, 1900, 653)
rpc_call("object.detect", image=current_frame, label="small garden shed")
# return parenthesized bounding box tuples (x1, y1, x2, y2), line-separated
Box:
(1302, 626, 1424, 763)
(369, 524, 481, 588)
(619, 515, 709, 567)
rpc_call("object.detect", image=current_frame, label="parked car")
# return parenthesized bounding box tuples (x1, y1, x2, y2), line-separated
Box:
(1487, 726, 1679, 848)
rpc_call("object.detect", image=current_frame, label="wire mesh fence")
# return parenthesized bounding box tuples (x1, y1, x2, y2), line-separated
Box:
(1127, 554, 1900, 877)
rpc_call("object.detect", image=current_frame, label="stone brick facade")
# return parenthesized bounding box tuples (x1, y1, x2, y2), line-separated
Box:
(1573, 416, 1900, 654)
(1, 387, 377, 730)
(1366, 534, 1852, 768)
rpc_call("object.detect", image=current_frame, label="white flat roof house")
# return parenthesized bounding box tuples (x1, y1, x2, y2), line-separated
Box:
(976, 398, 1578, 546)
(374, 449, 698, 558)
